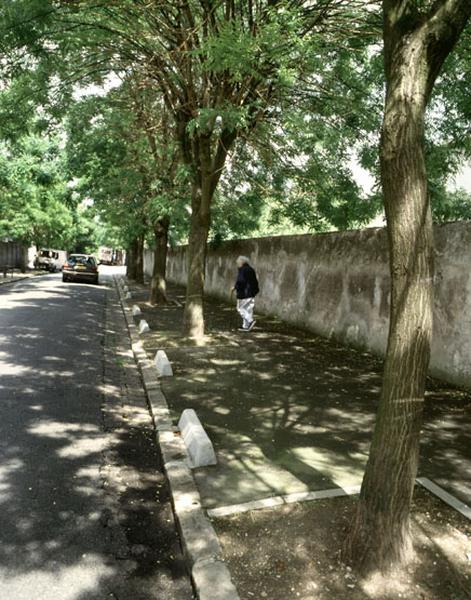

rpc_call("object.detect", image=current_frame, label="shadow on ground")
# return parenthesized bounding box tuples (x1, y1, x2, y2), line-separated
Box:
(214, 488, 471, 600)
(128, 282, 471, 511)
(0, 274, 192, 599)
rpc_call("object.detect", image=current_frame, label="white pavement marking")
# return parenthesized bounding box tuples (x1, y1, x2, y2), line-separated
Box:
(416, 477, 471, 521)
(207, 478, 471, 521)
(154, 350, 173, 377)
(178, 409, 217, 469)
(207, 485, 361, 518)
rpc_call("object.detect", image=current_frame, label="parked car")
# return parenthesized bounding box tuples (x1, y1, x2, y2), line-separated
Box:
(62, 254, 99, 284)
(34, 249, 68, 272)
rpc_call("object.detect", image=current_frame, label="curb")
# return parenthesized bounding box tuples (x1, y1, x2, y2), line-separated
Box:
(0, 271, 45, 287)
(113, 275, 239, 600)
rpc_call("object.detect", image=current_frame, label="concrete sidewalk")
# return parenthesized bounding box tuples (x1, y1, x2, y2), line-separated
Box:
(0, 270, 44, 287)
(127, 282, 471, 511)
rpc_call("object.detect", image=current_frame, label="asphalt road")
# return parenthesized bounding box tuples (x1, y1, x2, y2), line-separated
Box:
(0, 270, 192, 600)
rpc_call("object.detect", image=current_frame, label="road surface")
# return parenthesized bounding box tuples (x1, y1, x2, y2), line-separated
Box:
(0, 270, 192, 600)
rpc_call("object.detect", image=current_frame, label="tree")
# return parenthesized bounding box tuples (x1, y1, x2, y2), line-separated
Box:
(13, 0, 369, 336)
(128, 77, 189, 304)
(65, 91, 151, 283)
(344, 0, 471, 572)
(63, 73, 192, 293)
(0, 134, 76, 249)
(431, 187, 471, 222)
(143, 2, 367, 337)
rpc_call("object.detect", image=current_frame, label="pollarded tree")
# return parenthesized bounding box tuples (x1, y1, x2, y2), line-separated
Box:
(65, 78, 189, 293)
(66, 93, 151, 283)
(127, 75, 190, 305)
(344, 0, 471, 572)
(139, 1, 374, 337)
(12, 0, 372, 337)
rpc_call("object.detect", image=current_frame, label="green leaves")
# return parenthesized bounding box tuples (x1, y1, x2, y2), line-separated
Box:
(0, 134, 76, 247)
(0, 0, 469, 255)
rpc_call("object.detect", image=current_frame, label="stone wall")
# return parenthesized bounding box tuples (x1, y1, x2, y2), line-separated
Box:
(144, 221, 471, 388)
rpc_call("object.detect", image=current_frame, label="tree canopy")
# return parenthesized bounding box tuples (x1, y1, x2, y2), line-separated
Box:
(0, 0, 470, 577)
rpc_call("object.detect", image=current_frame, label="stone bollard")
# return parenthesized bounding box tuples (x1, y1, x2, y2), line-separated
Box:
(154, 350, 173, 377)
(178, 409, 217, 468)
(138, 319, 150, 334)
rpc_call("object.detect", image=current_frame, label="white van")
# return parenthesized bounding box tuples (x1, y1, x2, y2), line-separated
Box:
(98, 246, 113, 265)
(34, 249, 68, 272)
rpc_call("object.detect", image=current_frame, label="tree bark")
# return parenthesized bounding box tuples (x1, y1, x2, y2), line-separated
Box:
(126, 238, 138, 280)
(20, 245, 28, 272)
(344, 71, 433, 572)
(182, 181, 211, 338)
(180, 126, 237, 338)
(149, 217, 170, 305)
(343, 0, 471, 572)
(135, 235, 144, 284)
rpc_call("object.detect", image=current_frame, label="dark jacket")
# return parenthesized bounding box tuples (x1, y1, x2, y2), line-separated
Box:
(235, 263, 259, 300)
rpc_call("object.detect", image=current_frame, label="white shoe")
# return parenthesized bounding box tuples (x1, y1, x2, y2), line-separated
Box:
(247, 320, 256, 331)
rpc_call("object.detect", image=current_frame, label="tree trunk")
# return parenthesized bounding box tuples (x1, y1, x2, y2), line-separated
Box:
(343, 0, 471, 572)
(135, 236, 144, 284)
(127, 239, 138, 280)
(20, 245, 28, 272)
(344, 83, 433, 572)
(182, 183, 211, 338)
(149, 218, 170, 305)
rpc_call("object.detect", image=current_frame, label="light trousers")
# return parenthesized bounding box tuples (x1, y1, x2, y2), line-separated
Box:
(237, 297, 255, 329)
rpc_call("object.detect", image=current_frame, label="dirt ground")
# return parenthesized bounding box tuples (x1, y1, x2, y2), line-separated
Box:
(127, 282, 471, 510)
(125, 281, 471, 598)
(213, 488, 471, 600)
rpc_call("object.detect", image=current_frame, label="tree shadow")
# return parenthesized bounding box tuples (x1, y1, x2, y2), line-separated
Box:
(0, 275, 192, 599)
(134, 282, 471, 511)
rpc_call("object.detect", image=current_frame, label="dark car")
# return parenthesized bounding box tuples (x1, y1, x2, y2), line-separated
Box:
(62, 254, 99, 285)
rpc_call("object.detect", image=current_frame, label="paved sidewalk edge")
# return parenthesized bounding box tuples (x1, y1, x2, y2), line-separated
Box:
(0, 271, 45, 287)
(113, 275, 239, 600)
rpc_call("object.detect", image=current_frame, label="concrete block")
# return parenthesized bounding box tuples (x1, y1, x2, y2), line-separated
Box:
(132, 304, 142, 317)
(178, 506, 222, 562)
(178, 409, 217, 468)
(154, 350, 173, 377)
(147, 387, 169, 408)
(192, 559, 239, 600)
(138, 319, 150, 334)
(159, 430, 188, 465)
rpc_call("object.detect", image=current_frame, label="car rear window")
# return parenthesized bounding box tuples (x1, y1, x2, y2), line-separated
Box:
(68, 256, 96, 266)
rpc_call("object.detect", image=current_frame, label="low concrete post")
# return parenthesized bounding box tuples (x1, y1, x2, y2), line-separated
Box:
(178, 409, 217, 468)
(154, 350, 173, 377)
(138, 319, 150, 334)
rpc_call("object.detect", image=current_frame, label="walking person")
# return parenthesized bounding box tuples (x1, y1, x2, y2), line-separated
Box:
(232, 256, 259, 332)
